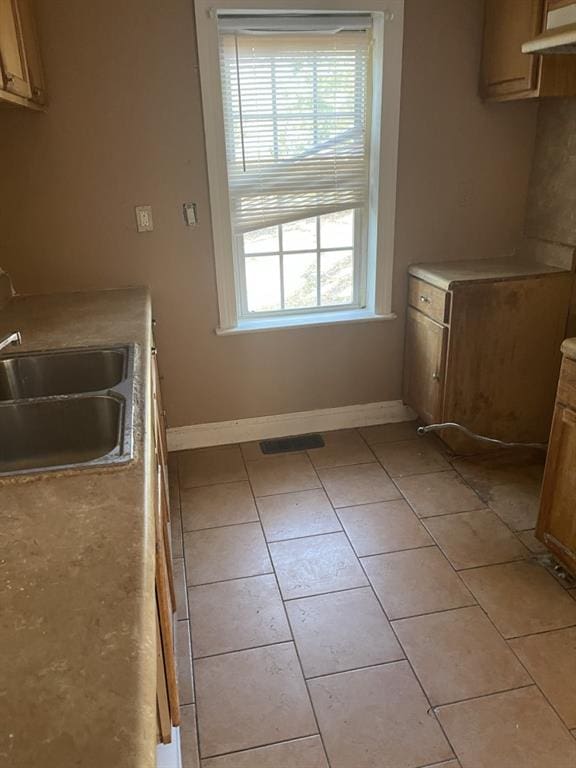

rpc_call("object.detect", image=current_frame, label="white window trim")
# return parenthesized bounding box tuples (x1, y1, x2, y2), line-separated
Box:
(195, 0, 404, 334)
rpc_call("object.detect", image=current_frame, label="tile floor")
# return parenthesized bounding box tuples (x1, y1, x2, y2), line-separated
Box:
(168, 423, 576, 768)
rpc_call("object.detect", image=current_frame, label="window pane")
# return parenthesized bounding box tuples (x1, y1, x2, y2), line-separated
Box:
(282, 217, 317, 252)
(283, 252, 318, 310)
(320, 250, 354, 306)
(245, 255, 281, 312)
(243, 226, 279, 254)
(320, 210, 354, 249)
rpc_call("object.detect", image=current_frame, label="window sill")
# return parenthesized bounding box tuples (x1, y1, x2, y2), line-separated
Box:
(215, 309, 397, 336)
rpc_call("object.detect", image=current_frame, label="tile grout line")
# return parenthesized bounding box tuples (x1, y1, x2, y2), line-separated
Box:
(428, 682, 536, 713)
(505, 628, 576, 735)
(442, 449, 550, 561)
(315, 427, 488, 757)
(384, 601, 479, 623)
(451, 590, 576, 732)
(182, 517, 261, 535)
(192, 637, 296, 662)
(295, 432, 459, 755)
(281, 582, 370, 602)
(186, 569, 276, 590)
(201, 733, 325, 763)
(397, 478, 576, 739)
(238, 445, 334, 768)
(177, 434, 572, 760)
(325, 497, 460, 763)
(504, 620, 576, 640)
(188, 523, 438, 553)
(386, 450, 572, 591)
(416, 508, 531, 571)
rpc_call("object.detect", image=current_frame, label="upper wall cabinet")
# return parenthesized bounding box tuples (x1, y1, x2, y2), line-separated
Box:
(0, 0, 44, 109)
(481, 0, 576, 100)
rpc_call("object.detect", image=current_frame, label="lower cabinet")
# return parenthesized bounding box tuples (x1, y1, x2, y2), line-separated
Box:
(403, 268, 573, 453)
(537, 353, 576, 575)
(404, 307, 447, 425)
(152, 343, 180, 742)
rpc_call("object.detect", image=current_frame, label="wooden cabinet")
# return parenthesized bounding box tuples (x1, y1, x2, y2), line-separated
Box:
(403, 264, 573, 454)
(16, 0, 44, 103)
(152, 344, 180, 743)
(536, 351, 576, 575)
(481, 0, 576, 101)
(0, 0, 44, 108)
(404, 307, 447, 426)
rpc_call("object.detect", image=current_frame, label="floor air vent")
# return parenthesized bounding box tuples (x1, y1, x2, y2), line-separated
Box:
(260, 434, 325, 454)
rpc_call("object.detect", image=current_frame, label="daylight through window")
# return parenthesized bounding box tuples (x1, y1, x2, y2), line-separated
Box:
(218, 16, 373, 318)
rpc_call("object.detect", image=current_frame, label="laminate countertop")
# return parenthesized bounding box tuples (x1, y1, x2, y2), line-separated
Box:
(409, 258, 570, 291)
(0, 288, 156, 768)
(562, 337, 576, 361)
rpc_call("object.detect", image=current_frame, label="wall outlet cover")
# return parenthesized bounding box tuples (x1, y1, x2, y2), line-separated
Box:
(135, 205, 153, 232)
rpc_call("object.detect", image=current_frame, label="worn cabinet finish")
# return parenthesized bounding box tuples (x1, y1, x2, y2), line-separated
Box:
(482, 0, 543, 99)
(0, 0, 30, 97)
(481, 0, 576, 101)
(404, 307, 447, 425)
(0, 0, 44, 108)
(403, 263, 573, 454)
(537, 354, 576, 575)
(152, 343, 180, 742)
(16, 0, 44, 102)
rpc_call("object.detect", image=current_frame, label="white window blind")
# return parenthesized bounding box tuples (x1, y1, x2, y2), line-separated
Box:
(218, 18, 372, 235)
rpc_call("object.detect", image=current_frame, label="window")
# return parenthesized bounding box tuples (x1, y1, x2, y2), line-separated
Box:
(242, 211, 358, 314)
(195, 1, 404, 333)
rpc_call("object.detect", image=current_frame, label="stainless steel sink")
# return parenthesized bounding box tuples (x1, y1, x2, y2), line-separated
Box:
(0, 348, 125, 400)
(0, 344, 135, 477)
(0, 396, 126, 474)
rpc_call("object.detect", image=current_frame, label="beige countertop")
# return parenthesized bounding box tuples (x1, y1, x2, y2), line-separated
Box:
(409, 257, 570, 291)
(0, 288, 156, 768)
(562, 338, 576, 361)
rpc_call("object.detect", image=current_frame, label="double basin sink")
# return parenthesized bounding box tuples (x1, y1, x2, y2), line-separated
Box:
(0, 345, 135, 477)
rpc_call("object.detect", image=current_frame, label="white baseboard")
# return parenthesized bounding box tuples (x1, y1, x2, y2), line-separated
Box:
(167, 400, 416, 452)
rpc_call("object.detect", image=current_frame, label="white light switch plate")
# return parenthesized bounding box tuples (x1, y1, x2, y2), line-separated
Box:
(183, 202, 197, 227)
(135, 205, 154, 232)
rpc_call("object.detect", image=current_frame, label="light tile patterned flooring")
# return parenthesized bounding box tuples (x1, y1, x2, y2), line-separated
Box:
(168, 423, 576, 768)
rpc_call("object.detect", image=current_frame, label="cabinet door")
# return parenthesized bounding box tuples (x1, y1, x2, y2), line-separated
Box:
(403, 307, 447, 425)
(155, 474, 180, 731)
(17, 0, 44, 103)
(537, 405, 576, 574)
(156, 600, 172, 744)
(481, 0, 543, 99)
(0, 0, 31, 97)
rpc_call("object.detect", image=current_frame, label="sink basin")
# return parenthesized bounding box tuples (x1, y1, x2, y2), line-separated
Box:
(0, 396, 126, 475)
(0, 347, 126, 400)
(0, 344, 135, 477)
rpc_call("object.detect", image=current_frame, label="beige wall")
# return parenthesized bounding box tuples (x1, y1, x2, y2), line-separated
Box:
(0, 0, 538, 427)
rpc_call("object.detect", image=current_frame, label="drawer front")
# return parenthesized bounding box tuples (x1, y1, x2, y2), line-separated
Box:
(408, 277, 450, 324)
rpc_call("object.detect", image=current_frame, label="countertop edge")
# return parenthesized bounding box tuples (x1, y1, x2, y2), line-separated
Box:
(408, 259, 572, 291)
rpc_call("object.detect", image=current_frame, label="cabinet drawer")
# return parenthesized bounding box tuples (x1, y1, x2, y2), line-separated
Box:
(408, 277, 450, 324)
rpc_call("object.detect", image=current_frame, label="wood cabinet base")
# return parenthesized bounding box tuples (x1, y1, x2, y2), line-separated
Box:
(536, 356, 576, 576)
(403, 270, 573, 455)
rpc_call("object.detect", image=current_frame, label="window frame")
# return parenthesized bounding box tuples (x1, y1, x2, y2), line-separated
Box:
(195, 0, 404, 334)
